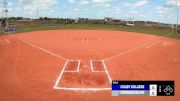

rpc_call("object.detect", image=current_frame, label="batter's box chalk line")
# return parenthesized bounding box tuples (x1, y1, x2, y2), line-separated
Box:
(53, 59, 112, 91)
(90, 60, 106, 72)
(64, 60, 81, 72)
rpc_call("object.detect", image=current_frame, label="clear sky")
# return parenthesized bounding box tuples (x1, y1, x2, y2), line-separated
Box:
(0, 0, 179, 24)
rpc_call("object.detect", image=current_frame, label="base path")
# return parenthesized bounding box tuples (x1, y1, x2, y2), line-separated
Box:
(0, 30, 180, 101)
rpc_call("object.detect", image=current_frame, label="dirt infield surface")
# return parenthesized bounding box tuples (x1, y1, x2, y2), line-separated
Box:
(0, 30, 180, 101)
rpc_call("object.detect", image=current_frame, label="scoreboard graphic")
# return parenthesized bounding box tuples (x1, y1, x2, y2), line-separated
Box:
(112, 81, 174, 96)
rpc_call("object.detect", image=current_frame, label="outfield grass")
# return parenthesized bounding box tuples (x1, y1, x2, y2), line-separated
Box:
(1, 24, 180, 40)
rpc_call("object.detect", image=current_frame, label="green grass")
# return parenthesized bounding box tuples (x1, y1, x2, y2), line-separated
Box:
(1, 24, 180, 40)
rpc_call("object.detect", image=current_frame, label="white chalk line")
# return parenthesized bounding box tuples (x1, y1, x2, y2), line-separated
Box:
(102, 60, 112, 84)
(0, 39, 10, 44)
(90, 60, 106, 72)
(54, 60, 69, 88)
(17, 37, 67, 60)
(92, 71, 106, 72)
(163, 42, 168, 46)
(5, 39, 10, 44)
(90, 60, 112, 84)
(77, 60, 81, 72)
(103, 40, 159, 60)
(90, 60, 94, 72)
(54, 87, 111, 91)
(145, 40, 160, 49)
(64, 60, 81, 72)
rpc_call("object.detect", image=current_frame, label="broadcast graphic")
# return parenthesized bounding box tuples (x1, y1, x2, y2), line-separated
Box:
(112, 81, 174, 96)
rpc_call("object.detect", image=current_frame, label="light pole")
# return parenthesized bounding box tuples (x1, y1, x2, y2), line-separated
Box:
(176, 0, 179, 34)
(2, 0, 8, 31)
(36, 7, 39, 19)
(5, 9, 8, 30)
(0, 8, 2, 28)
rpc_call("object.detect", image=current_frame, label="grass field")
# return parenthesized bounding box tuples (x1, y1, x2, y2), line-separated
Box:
(0, 24, 180, 40)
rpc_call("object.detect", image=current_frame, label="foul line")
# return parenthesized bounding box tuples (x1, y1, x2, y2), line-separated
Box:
(0, 39, 10, 44)
(103, 40, 159, 60)
(163, 42, 167, 46)
(17, 37, 66, 60)
(145, 40, 160, 49)
(5, 39, 10, 44)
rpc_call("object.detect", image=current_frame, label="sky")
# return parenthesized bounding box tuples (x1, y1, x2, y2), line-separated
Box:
(0, 0, 179, 24)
